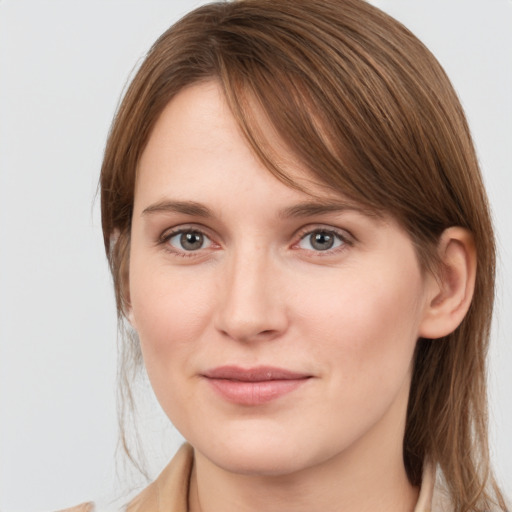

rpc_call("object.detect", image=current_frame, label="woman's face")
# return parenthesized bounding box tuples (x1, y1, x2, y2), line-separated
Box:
(128, 81, 435, 477)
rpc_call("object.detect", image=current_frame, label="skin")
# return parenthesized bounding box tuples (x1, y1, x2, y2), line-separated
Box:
(127, 81, 472, 512)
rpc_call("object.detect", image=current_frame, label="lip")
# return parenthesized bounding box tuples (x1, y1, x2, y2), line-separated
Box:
(201, 366, 312, 405)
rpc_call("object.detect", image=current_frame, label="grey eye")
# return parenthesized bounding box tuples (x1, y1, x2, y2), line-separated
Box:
(168, 231, 210, 251)
(299, 230, 344, 251)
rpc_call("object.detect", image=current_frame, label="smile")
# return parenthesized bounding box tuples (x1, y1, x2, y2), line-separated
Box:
(201, 366, 312, 406)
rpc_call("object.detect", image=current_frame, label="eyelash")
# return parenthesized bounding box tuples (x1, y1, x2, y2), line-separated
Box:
(293, 227, 353, 256)
(159, 226, 215, 258)
(158, 225, 353, 258)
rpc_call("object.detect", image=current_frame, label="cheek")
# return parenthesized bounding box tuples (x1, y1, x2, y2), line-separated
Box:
(295, 262, 425, 392)
(285, 264, 426, 455)
(129, 260, 214, 368)
(128, 261, 217, 430)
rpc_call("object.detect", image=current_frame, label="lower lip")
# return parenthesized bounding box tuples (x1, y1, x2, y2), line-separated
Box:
(205, 378, 309, 405)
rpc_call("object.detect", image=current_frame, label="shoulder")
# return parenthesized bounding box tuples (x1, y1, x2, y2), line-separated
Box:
(127, 443, 194, 512)
(430, 470, 510, 512)
(53, 445, 193, 512)
(56, 503, 95, 512)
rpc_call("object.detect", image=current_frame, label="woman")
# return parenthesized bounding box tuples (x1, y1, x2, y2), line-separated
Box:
(93, 0, 507, 510)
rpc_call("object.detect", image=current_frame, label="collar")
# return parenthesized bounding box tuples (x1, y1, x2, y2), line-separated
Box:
(126, 444, 193, 512)
(414, 462, 435, 512)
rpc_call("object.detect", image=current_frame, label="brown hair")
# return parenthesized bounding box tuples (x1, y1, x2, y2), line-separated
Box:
(100, 0, 506, 509)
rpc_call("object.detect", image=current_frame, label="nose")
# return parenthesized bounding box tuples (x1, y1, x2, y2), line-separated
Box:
(214, 248, 289, 343)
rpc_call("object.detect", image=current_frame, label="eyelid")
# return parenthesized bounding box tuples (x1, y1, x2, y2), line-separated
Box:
(158, 224, 220, 256)
(156, 222, 354, 257)
(159, 223, 213, 242)
(292, 225, 355, 253)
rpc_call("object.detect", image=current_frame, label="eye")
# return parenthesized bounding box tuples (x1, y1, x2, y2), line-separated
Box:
(166, 230, 212, 252)
(298, 229, 346, 252)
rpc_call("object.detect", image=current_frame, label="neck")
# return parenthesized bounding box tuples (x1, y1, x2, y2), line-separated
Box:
(189, 452, 418, 512)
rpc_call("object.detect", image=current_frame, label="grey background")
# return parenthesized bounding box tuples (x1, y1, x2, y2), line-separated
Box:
(0, 1, 510, 510)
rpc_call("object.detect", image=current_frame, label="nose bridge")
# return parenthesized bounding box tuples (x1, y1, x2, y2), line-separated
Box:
(215, 241, 286, 342)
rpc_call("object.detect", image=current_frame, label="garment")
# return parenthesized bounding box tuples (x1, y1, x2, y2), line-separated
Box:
(126, 444, 194, 512)
(61, 443, 443, 512)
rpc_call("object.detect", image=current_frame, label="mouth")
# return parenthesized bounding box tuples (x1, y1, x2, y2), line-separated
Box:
(201, 366, 312, 405)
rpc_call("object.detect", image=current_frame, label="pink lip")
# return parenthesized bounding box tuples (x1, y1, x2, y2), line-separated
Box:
(201, 366, 312, 405)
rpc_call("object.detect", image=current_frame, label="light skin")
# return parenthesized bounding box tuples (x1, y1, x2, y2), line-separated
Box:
(127, 81, 476, 512)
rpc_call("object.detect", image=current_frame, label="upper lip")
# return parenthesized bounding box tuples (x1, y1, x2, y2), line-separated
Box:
(202, 366, 311, 382)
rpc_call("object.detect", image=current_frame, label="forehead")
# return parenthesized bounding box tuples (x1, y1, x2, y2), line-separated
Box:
(136, 80, 376, 216)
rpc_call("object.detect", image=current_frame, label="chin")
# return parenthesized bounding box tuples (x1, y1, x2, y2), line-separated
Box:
(213, 446, 307, 477)
(191, 425, 332, 477)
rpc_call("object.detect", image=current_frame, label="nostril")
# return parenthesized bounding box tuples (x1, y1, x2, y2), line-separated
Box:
(253, 329, 282, 341)
(217, 325, 282, 343)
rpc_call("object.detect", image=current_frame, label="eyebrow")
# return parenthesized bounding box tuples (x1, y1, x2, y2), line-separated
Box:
(142, 200, 213, 217)
(141, 199, 377, 220)
(279, 200, 377, 219)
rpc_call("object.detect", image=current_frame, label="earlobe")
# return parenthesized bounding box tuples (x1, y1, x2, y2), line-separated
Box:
(419, 227, 477, 339)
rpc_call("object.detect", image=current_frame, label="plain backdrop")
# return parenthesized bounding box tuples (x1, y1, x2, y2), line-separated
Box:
(0, 1, 511, 510)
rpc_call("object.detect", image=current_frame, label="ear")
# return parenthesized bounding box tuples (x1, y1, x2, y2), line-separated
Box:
(419, 227, 477, 339)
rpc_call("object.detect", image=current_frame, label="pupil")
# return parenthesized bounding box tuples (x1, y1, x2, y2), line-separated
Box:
(181, 232, 203, 250)
(311, 232, 333, 250)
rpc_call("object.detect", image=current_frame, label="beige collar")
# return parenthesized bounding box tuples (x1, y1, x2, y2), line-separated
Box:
(414, 462, 435, 512)
(126, 444, 193, 512)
